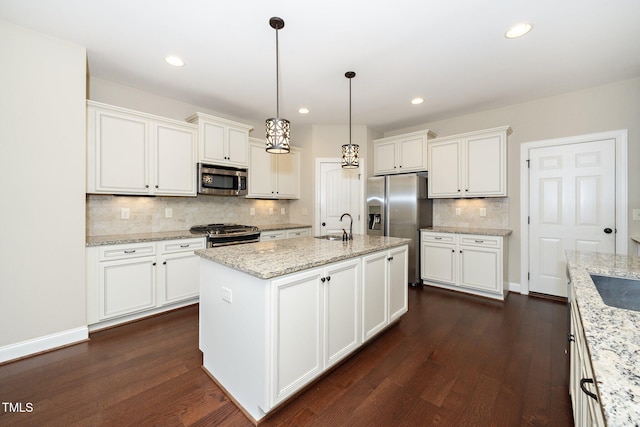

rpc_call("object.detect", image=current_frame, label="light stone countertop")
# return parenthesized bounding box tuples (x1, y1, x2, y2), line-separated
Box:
(421, 226, 512, 237)
(565, 250, 640, 426)
(632, 236, 640, 244)
(195, 235, 410, 280)
(85, 224, 312, 247)
(256, 223, 312, 232)
(86, 230, 206, 247)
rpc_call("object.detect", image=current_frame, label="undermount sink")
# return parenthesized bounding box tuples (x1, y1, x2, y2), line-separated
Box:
(315, 235, 344, 241)
(589, 274, 640, 312)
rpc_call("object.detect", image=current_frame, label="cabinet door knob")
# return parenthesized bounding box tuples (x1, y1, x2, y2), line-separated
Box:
(451, 249, 455, 253)
(163, 261, 167, 265)
(326, 276, 331, 281)
(459, 250, 462, 253)
(568, 333, 575, 343)
(153, 262, 156, 266)
(155, 185, 159, 189)
(604, 228, 613, 234)
(457, 189, 461, 192)
(321, 277, 326, 283)
(321, 222, 326, 226)
(387, 256, 394, 261)
(145, 184, 149, 188)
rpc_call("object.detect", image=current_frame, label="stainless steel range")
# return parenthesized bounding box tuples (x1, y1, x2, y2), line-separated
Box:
(190, 223, 260, 248)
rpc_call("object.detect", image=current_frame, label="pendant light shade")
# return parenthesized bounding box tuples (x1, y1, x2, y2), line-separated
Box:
(266, 17, 290, 154)
(341, 71, 359, 169)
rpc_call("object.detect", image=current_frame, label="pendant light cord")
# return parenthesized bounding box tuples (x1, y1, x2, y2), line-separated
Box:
(349, 75, 352, 148)
(275, 27, 280, 118)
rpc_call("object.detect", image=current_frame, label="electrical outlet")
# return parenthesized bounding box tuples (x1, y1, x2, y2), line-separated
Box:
(633, 209, 640, 221)
(250, 207, 255, 216)
(455, 208, 461, 216)
(222, 287, 232, 303)
(479, 208, 487, 217)
(281, 207, 286, 215)
(165, 208, 172, 218)
(121, 207, 130, 219)
(302, 207, 308, 215)
(269, 207, 274, 215)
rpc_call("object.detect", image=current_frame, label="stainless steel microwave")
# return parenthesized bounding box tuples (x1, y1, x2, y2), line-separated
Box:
(198, 163, 248, 196)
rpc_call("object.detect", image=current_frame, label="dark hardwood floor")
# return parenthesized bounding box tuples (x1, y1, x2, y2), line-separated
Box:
(0, 286, 573, 426)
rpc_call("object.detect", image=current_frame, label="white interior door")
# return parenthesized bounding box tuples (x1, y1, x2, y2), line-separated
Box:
(529, 139, 616, 297)
(318, 160, 361, 236)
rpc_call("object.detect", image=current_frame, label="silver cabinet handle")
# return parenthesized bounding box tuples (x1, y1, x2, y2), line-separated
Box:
(124, 250, 136, 254)
(434, 237, 442, 240)
(475, 239, 484, 243)
(180, 244, 189, 248)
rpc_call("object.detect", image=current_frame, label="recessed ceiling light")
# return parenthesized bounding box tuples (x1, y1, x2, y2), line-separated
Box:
(411, 97, 424, 105)
(164, 56, 185, 67)
(505, 23, 533, 39)
(298, 108, 310, 114)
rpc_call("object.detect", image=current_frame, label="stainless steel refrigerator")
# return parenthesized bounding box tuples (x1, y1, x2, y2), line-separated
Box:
(366, 173, 433, 286)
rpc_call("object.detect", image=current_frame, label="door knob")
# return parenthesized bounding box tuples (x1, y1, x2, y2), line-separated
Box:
(322, 222, 326, 226)
(604, 228, 613, 234)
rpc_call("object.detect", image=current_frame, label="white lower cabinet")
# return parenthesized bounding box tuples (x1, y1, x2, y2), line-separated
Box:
(362, 246, 408, 341)
(272, 258, 360, 406)
(569, 285, 605, 426)
(260, 227, 310, 241)
(87, 237, 204, 328)
(421, 231, 507, 300)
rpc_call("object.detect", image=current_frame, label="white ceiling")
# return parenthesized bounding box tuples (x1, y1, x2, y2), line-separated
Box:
(1, 0, 639, 133)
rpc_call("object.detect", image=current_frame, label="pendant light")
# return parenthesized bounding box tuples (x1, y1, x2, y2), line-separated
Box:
(265, 17, 290, 154)
(341, 71, 359, 168)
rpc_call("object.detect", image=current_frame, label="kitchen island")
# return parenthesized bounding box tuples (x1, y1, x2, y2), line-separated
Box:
(566, 250, 640, 426)
(195, 235, 410, 422)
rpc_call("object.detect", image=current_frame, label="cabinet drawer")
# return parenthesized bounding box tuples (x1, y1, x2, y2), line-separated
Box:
(159, 238, 205, 253)
(421, 232, 455, 244)
(286, 228, 310, 238)
(459, 235, 501, 248)
(99, 242, 156, 261)
(261, 231, 286, 241)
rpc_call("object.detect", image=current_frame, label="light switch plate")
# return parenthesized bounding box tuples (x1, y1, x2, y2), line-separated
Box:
(165, 208, 172, 218)
(249, 207, 255, 216)
(480, 208, 487, 217)
(121, 207, 130, 219)
(455, 208, 461, 216)
(633, 209, 640, 221)
(281, 208, 286, 215)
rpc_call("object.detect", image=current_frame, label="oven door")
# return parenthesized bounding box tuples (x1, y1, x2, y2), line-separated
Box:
(207, 232, 261, 248)
(198, 164, 248, 196)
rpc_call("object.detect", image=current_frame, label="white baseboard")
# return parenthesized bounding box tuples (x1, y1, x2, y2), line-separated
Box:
(507, 281, 524, 294)
(0, 326, 88, 364)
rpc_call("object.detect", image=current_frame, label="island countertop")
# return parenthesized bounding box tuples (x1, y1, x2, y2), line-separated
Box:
(195, 235, 410, 279)
(565, 250, 640, 426)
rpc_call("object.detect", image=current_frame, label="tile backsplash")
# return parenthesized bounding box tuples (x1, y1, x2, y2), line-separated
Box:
(433, 198, 509, 229)
(86, 195, 292, 236)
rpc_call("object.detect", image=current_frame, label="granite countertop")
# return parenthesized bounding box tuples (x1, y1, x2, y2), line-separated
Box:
(86, 224, 313, 247)
(565, 250, 640, 426)
(256, 223, 312, 232)
(421, 226, 513, 237)
(86, 230, 206, 247)
(195, 235, 410, 280)
(632, 236, 640, 244)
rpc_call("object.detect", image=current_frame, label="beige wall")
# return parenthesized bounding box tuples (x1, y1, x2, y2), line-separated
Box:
(0, 21, 87, 349)
(385, 77, 640, 286)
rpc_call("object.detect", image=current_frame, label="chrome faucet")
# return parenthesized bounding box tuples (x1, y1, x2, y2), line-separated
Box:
(340, 213, 353, 240)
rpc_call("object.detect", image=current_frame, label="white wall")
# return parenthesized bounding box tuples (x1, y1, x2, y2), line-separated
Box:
(0, 20, 87, 357)
(385, 77, 640, 286)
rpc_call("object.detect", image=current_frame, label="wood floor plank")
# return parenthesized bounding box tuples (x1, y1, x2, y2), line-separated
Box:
(0, 288, 573, 427)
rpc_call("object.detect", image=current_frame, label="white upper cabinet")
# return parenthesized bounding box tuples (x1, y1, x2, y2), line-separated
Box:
(87, 101, 197, 196)
(373, 130, 435, 175)
(187, 112, 253, 168)
(427, 126, 511, 198)
(247, 139, 300, 199)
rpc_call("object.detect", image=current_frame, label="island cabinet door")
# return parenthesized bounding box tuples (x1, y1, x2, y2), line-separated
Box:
(362, 251, 389, 342)
(388, 246, 409, 323)
(324, 259, 361, 369)
(271, 268, 324, 406)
